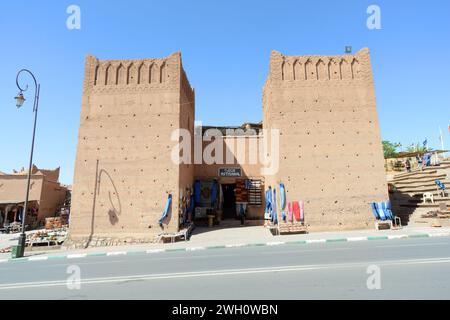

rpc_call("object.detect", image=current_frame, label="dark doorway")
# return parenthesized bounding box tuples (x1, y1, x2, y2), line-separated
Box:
(222, 184, 236, 219)
(7, 211, 15, 223)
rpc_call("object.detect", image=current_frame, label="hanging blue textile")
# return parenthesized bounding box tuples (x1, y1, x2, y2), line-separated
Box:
(16, 208, 23, 223)
(158, 194, 172, 226)
(264, 187, 272, 220)
(194, 180, 201, 205)
(279, 183, 286, 222)
(272, 188, 278, 224)
(210, 180, 218, 207)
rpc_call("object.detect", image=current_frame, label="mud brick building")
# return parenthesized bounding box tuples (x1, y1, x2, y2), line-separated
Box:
(68, 48, 387, 246)
(0, 166, 68, 228)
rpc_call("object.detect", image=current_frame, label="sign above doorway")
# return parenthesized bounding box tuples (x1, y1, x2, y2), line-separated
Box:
(218, 168, 242, 177)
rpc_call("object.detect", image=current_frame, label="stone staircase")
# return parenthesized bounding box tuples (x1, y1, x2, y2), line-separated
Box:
(388, 161, 450, 226)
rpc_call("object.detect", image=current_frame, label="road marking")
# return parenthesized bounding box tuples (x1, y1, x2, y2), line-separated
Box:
(261, 247, 351, 255)
(376, 242, 449, 249)
(15, 253, 239, 270)
(1, 231, 449, 265)
(2, 257, 450, 290)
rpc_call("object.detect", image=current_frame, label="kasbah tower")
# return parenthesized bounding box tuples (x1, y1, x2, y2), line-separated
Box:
(263, 48, 387, 231)
(67, 48, 387, 247)
(68, 53, 195, 247)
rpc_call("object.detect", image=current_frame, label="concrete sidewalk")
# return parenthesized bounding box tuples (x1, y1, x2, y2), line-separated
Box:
(2, 224, 450, 263)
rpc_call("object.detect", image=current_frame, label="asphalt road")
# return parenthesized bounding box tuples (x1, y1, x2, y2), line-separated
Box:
(0, 237, 449, 299)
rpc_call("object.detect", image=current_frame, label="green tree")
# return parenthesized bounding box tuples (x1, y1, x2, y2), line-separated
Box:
(382, 141, 401, 158)
(406, 142, 427, 153)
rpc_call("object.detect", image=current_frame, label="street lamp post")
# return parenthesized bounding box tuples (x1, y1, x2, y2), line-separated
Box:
(13, 69, 40, 258)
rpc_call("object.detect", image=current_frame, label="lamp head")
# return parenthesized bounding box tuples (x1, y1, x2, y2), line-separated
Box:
(14, 91, 25, 108)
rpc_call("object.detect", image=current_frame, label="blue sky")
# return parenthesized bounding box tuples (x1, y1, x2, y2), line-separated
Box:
(0, 0, 449, 184)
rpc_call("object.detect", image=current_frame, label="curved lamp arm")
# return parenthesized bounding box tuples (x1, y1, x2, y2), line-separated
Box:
(16, 69, 39, 111)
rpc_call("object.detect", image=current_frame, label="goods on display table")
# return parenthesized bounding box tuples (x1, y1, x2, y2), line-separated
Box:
(26, 228, 68, 247)
(45, 216, 68, 230)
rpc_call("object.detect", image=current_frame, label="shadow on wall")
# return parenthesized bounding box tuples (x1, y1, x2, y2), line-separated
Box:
(85, 160, 122, 248)
(99, 168, 122, 225)
(388, 187, 416, 226)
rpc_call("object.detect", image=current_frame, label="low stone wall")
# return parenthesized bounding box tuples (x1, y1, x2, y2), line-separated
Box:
(63, 235, 156, 249)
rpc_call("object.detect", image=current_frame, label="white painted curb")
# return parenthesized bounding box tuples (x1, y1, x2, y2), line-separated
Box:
(347, 237, 367, 242)
(106, 251, 127, 256)
(146, 249, 165, 254)
(186, 247, 206, 251)
(28, 256, 49, 261)
(429, 232, 450, 238)
(387, 235, 409, 240)
(266, 241, 286, 246)
(67, 253, 87, 259)
(305, 239, 326, 244)
(225, 244, 246, 248)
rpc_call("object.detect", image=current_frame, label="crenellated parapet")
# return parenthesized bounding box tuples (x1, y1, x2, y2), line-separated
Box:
(267, 48, 373, 87)
(82, 52, 185, 94)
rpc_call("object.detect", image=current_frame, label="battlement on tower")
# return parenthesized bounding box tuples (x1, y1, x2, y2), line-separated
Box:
(266, 48, 373, 86)
(82, 52, 194, 97)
